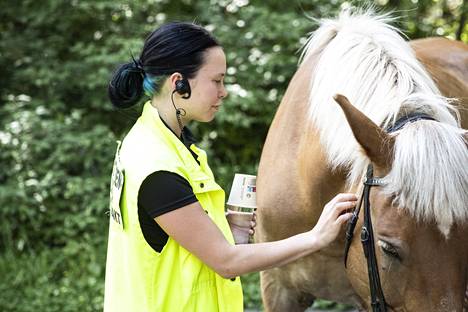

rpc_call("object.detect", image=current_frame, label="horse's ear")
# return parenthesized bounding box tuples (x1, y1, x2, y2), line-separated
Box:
(333, 94, 395, 169)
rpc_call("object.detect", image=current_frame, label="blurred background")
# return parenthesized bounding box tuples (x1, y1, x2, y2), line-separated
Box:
(0, 0, 466, 311)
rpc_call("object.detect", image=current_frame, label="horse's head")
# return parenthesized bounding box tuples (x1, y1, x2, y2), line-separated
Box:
(334, 94, 468, 311)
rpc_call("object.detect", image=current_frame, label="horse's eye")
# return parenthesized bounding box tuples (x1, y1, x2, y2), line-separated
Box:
(378, 240, 401, 261)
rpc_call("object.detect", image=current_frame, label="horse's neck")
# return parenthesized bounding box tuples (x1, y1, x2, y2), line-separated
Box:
(257, 59, 317, 219)
(257, 57, 348, 239)
(297, 108, 349, 220)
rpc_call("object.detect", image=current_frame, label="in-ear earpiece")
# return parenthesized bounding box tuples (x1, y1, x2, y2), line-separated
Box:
(175, 77, 191, 99)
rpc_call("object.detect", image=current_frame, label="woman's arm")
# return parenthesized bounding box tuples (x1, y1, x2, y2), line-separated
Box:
(155, 193, 356, 279)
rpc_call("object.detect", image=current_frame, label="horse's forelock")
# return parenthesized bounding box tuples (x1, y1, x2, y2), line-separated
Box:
(383, 121, 468, 237)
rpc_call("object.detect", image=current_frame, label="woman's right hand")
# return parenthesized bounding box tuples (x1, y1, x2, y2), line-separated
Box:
(310, 193, 357, 249)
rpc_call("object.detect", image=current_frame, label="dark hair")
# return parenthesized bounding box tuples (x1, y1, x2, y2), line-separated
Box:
(108, 22, 220, 109)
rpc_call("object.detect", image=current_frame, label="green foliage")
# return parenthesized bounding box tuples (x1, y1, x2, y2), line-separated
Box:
(0, 0, 465, 311)
(0, 246, 105, 312)
(311, 300, 354, 311)
(241, 272, 263, 309)
(0, 97, 116, 252)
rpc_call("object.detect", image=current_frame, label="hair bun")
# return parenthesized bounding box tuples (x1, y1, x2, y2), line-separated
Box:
(108, 62, 144, 109)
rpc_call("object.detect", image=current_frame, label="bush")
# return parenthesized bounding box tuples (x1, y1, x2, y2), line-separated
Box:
(0, 97, 116, 253)
(0, 246, 106, 312)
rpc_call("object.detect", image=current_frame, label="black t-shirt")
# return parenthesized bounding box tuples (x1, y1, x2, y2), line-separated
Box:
(137, 116, 200, 252)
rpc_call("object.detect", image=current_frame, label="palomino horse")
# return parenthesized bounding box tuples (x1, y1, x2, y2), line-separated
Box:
(256, 10, 468, 311)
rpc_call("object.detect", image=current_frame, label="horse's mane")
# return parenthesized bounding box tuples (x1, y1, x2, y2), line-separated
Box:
(300, 8, 467, 235)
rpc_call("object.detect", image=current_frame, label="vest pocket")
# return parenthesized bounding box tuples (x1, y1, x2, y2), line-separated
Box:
(190, 174, 222, 194)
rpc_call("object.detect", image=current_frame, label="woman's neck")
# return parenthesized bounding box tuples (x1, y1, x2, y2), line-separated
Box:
(151, 97, 185, 138)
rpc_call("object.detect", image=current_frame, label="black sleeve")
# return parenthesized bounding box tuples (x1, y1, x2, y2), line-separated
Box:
(138, 171, 198, 218)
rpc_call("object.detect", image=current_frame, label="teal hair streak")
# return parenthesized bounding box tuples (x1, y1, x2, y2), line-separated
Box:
(143, 74, 168, 97)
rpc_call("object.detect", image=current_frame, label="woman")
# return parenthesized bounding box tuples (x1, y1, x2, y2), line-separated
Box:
(104, 22, 356, 312)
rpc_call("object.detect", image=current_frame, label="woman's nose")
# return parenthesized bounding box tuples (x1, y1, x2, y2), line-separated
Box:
(220, 86, 228, 99)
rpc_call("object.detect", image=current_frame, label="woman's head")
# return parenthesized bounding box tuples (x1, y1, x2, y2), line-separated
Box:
(108, 22, 220, 109)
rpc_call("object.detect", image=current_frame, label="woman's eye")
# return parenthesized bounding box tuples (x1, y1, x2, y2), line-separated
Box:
(378, 240, 401, 261)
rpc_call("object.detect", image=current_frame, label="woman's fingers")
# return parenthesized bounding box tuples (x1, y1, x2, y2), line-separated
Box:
(332, 201, 357, 217)
(325, 193, 357, 217)
(335, 212, 353, 225)
(330, 193, 358, 205)
(310, 193, 358, 249)
(227, 211, 256, 228)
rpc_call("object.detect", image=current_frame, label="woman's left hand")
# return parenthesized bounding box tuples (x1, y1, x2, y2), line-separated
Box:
(225, 210, 256, 244)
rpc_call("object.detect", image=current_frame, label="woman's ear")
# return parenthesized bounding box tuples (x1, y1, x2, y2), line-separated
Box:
(169, 72, 184, 90)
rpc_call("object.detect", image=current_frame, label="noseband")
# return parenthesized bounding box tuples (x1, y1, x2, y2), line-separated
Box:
(342, 113, 436, 312)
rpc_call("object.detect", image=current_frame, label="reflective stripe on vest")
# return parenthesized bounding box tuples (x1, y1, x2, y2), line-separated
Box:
(104, 102, 243, 312)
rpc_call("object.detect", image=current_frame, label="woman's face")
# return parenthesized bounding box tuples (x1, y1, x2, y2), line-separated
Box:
(183, 46, 227, 123)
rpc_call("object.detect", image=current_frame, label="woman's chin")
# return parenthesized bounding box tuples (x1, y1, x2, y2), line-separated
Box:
(197, 113, 216, 123)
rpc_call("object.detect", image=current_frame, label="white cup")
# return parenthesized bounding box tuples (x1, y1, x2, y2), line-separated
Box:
(226, 173, 257, 211)
(226, 174, 256, 244)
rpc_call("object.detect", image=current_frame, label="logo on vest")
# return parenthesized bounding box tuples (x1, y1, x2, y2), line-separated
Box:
(109, 141, 125, 229)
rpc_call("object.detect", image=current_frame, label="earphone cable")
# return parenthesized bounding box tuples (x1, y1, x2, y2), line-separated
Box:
(171, 90, 186, 140)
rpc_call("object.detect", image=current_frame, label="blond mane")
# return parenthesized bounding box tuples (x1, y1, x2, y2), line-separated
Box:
(300, 8, 467, 234)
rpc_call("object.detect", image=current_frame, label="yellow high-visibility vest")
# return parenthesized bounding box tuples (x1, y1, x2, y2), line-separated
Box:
(104, 101, 243, 312)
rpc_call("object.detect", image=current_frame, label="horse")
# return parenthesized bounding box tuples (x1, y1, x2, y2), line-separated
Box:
(256, 9, 468, 312)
